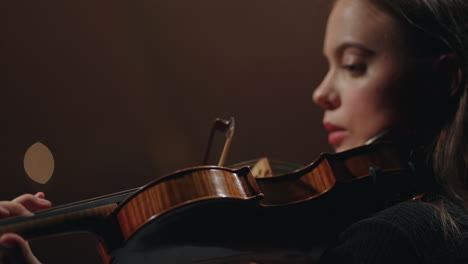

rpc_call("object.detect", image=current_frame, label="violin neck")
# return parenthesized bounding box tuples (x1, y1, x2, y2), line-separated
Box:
(0, 188, 137, 240)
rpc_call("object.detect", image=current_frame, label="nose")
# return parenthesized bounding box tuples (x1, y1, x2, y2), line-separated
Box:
(313, 72, 340, 110)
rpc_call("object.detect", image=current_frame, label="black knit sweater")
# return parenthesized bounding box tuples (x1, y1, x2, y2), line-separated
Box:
(319, 199, 468, 264)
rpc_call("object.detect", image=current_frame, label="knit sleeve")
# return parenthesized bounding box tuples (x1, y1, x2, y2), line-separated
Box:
(319, 218, 422, 264)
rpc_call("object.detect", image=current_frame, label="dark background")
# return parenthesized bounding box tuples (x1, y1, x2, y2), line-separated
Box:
(1, 1, 331, 263)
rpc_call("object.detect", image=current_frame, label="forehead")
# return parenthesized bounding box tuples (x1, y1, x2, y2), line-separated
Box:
(324, 0, 408, 55)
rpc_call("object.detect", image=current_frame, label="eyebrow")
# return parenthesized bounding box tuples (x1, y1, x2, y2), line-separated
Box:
(325, 41, 375, 58)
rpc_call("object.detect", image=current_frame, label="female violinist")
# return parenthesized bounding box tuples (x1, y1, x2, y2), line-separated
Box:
(2, 0, 468, 263)
(315, 0, 468, 262)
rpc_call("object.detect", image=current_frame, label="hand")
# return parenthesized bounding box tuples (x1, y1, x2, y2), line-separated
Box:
(0, 233, 42, 264)
(0, 192, 52, 264)
(0, 192, 51, 219)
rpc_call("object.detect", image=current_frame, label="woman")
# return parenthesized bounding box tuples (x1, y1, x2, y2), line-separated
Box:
(2, 0, 468, 263)
(314, 0, 468, 263)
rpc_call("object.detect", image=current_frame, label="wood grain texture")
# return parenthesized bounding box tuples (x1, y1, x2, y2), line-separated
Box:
(256, 143, 411, 206)
(114, 166, 261, 240)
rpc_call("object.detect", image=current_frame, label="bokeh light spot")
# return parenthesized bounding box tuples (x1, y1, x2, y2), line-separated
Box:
(24, 142, 55, 184)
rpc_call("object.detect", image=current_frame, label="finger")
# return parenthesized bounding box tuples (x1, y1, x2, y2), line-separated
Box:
(33, 193, 45, 200)
(0, 202, 32, 219)
(0, 207, 9, 218)
(12, 193, 52, 212)
(0, 233, 41, 264)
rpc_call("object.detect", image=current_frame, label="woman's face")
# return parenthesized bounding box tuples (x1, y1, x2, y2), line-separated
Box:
(314, 0, 421, 152)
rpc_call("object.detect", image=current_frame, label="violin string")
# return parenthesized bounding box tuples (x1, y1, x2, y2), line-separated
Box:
(0, 187, 140, 226)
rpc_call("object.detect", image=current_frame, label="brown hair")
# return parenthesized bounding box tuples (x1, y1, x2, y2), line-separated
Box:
(366, 0, 468, 240)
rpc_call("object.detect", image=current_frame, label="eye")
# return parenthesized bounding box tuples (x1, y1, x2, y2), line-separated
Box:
(341, 64, 366, 76)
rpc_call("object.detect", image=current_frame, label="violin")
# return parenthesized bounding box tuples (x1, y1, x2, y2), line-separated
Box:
(0, 118, 423, 264)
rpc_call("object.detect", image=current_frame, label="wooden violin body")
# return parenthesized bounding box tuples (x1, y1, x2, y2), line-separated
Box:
(0, 142, 420, 264)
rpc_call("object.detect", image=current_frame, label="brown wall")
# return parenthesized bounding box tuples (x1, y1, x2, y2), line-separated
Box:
(2, 1, 331, 263)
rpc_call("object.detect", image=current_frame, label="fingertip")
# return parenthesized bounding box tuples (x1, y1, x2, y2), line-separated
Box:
(0, 207, 10, 218)
(0, 239, 15, 249)
(0, 233, 41, 264)
(38, 198, 52, 208)
(34, 192, 52, 208)
(0, 233, 22, 248)
(34, 192, 45, 199)
(23, 211, 34, 217)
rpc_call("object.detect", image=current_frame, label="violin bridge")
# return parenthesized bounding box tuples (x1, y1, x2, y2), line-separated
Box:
(251, 157, 273, 178)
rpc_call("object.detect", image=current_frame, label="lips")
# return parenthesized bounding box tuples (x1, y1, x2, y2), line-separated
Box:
(323, 121, 349, 146)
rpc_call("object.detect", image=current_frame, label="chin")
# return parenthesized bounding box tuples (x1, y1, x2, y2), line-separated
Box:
(333, 140, 365, 153)
(334, 145, 349, 153)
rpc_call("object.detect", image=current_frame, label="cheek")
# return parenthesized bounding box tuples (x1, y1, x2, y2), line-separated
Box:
(343, 82, 403, 137)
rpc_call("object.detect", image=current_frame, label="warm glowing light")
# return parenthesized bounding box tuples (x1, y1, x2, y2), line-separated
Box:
(24, 142, 55, 184)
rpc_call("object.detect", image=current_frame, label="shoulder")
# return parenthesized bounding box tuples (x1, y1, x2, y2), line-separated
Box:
(320, 200, 468, 264)
(367, 199, 441, 231)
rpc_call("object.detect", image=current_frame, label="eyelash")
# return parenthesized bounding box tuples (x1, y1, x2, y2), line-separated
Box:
(341, 64, 366, 75)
